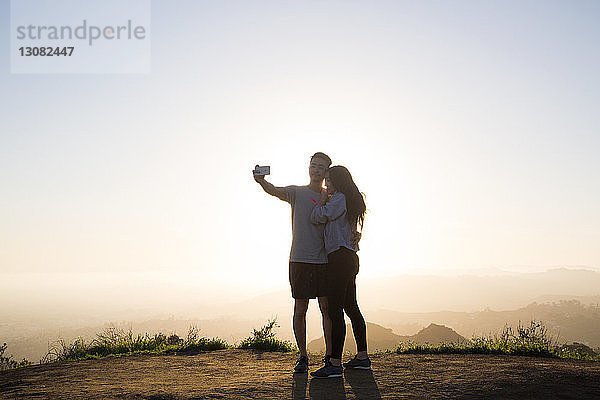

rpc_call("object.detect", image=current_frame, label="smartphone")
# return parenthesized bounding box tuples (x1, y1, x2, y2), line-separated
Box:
(253, 165, 270, 176)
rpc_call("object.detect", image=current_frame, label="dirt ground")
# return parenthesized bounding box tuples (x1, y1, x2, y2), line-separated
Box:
(1, 349, 599, 399)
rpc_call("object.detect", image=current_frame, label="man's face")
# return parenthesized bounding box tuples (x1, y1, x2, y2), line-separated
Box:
(309, 157, 329, 183)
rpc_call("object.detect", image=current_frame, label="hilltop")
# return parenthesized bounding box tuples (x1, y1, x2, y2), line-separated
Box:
(1, 349, 599, 399)
(308, 322, 465, 353)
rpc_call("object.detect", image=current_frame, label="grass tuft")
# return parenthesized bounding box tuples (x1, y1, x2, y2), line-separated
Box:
(42, 324, 228, 363)
(395, 320, 600, 361)
(167, 325, 229, 354)
(238, 318, 296, 352)
(1, 343, 32, 371)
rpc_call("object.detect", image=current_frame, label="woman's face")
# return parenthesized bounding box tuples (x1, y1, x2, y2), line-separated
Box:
(324, 172, 336, 192)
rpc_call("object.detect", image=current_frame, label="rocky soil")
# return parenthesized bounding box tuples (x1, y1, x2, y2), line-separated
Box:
(1, 349, 599, 399)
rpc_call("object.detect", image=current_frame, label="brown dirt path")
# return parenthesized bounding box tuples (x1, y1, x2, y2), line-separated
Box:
(1, 349, 599, 399)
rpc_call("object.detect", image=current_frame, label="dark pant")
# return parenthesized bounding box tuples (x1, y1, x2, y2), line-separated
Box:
(327, 247, 367, 359)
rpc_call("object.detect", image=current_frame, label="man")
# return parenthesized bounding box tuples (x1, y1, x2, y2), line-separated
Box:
(254, 152, 332, 373)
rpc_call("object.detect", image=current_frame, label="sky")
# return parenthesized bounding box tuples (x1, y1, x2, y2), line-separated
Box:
(1, 0, 599, 300)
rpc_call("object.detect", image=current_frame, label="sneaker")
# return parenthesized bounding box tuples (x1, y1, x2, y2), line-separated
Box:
(310, 361, 343, 378)
(294, 356, 309, 373)
(343, 356, 372, 370)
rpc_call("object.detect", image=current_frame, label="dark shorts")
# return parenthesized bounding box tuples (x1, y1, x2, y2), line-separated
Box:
(289, 262, 327, 299)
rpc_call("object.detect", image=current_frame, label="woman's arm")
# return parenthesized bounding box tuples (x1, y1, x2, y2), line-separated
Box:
(311, 192, 346, 224)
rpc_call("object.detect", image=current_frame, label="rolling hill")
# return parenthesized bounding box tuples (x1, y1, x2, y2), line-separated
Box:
(307, 322, 465, 353)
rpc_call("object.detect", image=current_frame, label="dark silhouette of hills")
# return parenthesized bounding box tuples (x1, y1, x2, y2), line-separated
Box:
(370, 300, 600, 349)
(307, 322, 465, 353)
(410, 323, 465, 345)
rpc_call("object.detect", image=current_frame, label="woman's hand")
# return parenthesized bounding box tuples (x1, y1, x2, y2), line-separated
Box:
(318, 189, 329, 205)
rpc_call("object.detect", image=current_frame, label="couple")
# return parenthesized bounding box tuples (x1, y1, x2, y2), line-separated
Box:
(254, 152, 370, 378)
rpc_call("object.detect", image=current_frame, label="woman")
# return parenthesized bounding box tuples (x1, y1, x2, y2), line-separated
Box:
(309, 165, 370, 378)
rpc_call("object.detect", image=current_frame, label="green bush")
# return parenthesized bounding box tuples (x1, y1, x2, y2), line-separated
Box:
(43, 324, 228, 362)
(0, 343, 32, 371)
(168, 325, 229, 354)
(395, 320, 599, 360)
(557, 342, 600, 361)
(238, 318, 296, 352)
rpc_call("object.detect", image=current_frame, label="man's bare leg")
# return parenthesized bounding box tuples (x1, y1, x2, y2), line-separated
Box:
(293, 299, 309, 357)
(318, 296, 332, 357)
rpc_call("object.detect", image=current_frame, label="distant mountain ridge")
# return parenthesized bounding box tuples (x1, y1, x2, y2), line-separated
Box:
(307, 322, 465, 353)
(370, 300, 600, 348)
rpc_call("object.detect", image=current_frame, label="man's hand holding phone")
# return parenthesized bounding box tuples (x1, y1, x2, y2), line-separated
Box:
(253, 165, 270, 183)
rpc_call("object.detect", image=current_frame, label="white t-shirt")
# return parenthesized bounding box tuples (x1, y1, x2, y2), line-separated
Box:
(284, 185, 327, 264)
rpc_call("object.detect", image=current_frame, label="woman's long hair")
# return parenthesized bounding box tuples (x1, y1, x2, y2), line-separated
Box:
(328, 165, 366, 231)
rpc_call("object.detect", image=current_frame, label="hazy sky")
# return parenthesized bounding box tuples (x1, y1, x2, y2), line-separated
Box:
(1, 0, 599, 294)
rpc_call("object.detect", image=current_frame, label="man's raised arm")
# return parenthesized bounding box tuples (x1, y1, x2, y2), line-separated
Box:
(254, 174, 288, 201)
